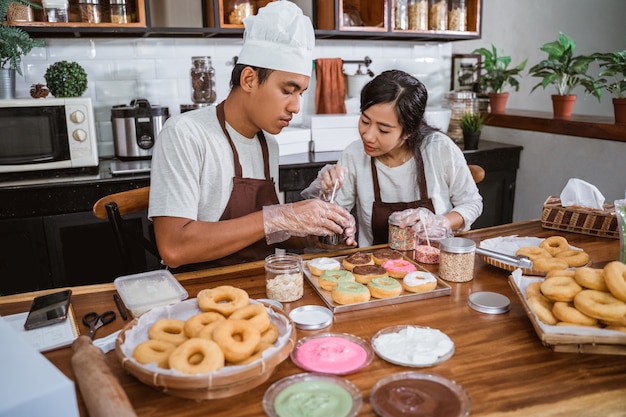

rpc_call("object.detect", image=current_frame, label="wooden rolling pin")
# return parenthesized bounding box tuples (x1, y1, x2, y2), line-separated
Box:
(71, 335, 137, 417)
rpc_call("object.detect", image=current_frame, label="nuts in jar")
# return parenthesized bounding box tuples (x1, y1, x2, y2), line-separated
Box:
(438, 237, 476, 282)
(265, 253, 303, 302)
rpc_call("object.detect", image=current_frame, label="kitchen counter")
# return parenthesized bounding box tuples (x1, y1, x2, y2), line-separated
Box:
(0, 220, 623, 416)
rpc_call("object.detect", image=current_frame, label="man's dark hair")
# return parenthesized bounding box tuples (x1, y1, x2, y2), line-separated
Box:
(230, 64, 274, 88)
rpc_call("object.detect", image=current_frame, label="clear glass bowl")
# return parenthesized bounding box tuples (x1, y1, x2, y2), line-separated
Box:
(290, 332, 373, 375)
(371, 325, 454, 367)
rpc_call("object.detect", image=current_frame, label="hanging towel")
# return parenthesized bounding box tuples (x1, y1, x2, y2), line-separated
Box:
(315, 58, 347, 114)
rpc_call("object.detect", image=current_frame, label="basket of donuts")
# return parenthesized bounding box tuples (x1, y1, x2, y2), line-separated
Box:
(509, 262, 626, 355)
(542, 196, 619, 239)
(478, 235, 591, 276)
(304, 249, 451, 313)
(114, 285, 296, 400)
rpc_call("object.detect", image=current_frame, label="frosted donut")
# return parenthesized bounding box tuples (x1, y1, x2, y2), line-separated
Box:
(540, 276, 582, 302)
(352, 264, 388, 284)
(307, 257, 341, 276)
(540, 236, 570, 256)
(342, 252, 374, 271)
(132, 339, 177, 368)
(260, 322, 279, 345)
(197, 285, 249, 316)
(148, 318, 188, 346)
(331, 282, 371, 305)
(604, 261, 626, 302)
(318, 269, 355, 291)
(532, 257, 569, 272)
(527, 295, 557, 325)
(574, 267, 608, 291)
(573, 289, 626, 322)
(371, 248, 403, 265)
(555, 249, 590, 267)
(212, 319, 261, 363)
(184, 312, 226, 338)
(525, 282, 543, 299)
(229, 303, 270, 333)
(552, 301, 598, 326)
(368, 276, 403, 298)
(545, 269, 576, 279)
(515, 246, 552, 261)
(381, 259, 417, 279)
(168, 338, 225, 374)
(402, 271, 438, 293)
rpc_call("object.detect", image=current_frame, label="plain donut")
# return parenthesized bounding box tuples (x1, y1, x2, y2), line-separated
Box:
(540, 236, 570, 256)
(197, 285, 249, 316)
(540, 276, 582, 302)
(148, 318, 188, 346)
(574, 289, 626, 322)
(168, 338, 225, 374)
(604, 261, 626, 302)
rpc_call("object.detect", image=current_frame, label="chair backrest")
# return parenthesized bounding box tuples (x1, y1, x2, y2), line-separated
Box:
(93, 186, 161, 274)
(468, 164, 485, 184)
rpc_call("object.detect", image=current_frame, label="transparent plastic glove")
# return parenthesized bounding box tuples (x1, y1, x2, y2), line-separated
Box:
(394, 207, 451, 235)
(263, 200, 356, 245)
(300, 164, 347, 201)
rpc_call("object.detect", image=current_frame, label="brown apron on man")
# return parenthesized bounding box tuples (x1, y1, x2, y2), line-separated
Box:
(370, 152, 435, 245)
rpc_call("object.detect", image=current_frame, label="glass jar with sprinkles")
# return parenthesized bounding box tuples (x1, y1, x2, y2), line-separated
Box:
(438, 237, 476, 282)
(388, 214, 417, 251)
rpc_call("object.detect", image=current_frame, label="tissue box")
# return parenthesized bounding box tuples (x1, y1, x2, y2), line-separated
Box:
(541, 196, 619, 239)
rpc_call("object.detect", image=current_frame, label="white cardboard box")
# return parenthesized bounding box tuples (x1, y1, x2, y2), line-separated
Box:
(304, 114, 361, 153)
(303, 114, 360, 129)
(0, 317, 79, 417)
(276, 127, 311, 156)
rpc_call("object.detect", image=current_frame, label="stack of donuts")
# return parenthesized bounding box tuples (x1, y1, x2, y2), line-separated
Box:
(516, 236, 591, 272)
(306, 249, 438, 305)
(526, 261, 626, 332)
(132, 285, 279, 374)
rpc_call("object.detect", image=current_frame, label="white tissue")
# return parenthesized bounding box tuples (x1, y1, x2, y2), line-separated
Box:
(559, 178, 605, 210)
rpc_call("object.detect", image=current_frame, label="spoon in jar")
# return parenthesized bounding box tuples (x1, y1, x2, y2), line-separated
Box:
(419, 211, 431, 247)
(329, 178, 339, 204)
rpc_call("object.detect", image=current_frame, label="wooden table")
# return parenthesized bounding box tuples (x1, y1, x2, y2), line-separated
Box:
(2, 220, 625, 416)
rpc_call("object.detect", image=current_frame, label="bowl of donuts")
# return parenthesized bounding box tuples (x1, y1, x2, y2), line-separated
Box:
(478, 235, 591, 276)
(115, 285, 296, 400)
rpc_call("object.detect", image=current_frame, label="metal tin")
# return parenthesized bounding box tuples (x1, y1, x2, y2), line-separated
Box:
(289, 305, 333, 330)
(468, 291, 510, 314)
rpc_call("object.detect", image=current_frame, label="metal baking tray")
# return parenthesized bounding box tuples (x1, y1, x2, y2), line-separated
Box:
(304, 255, 450, 314)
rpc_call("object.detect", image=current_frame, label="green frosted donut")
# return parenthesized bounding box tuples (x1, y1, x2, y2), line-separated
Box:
(319, 270, 355, 291)
(331, 282, 371, 304)
(367, 277, 402, 298)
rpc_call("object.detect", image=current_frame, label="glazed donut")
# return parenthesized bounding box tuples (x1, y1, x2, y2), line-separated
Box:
(260, 321, 279, 345)
(552, 301, 598, 326)
(515, 246, 552, 261)
(525, 282, 543, 299)
(414, 245, 440, 264)
(527, 295, 557, 325)
(212, 319, 261, 363)
(229, 303, 270, 333)
(540, 276, 582, 302)
(342, 252, 374, 271)
(168, 338, 225, 374)
(197, 285, 249, 316)
(148, 318, 188, 346)
(532, 257, 569, 272)
(604, 261, 626, 302)
(318, 270, 355, 291)
(402, 271, 438, 293)
(229, 342, 272, 366)
(352, 264, 388, 284)
(368, 276, 403, 298)
(381, 259, 417, 279)
(574, 289, 626, 322)
(307, 257, 341, 276)
(555, 249, 590, 268)
(574, 267, 608, 291)
(539, 236, 570, 256)
(545, 269, 576, 279)
(331, 281, 371, 305)
(371, 248, 403, 265)
(132, 339, 177, 368)
(184, 312, 226, 338)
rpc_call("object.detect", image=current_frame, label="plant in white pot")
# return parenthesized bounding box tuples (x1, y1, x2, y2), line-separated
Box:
(528, 32, 601, 119)
(0, 0, 44, 99)
(472, 45, 527, 114)
(591, 50, 626, 124)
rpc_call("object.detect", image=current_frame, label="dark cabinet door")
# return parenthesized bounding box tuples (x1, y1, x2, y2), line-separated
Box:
(472, 169, 516, 229)
(0, 217, 52, 295)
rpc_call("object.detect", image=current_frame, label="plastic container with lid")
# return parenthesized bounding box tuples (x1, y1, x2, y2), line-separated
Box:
(428, 0, 448, 30)
(190, 56, 217, 104)
(445, 90, 478, 144)
(265, 253, 304, 302)
(448, 0, 467, 31)
(42, 0, 69, 23)
(114, 270, 189, 318)
(438, 237, 476, 282)
(408, 0, 428, 31)
(388, 213, 416, 251)
(109, 0, 129, 24)
(78, 0, 101, 24)
(228, 0, 255, 25)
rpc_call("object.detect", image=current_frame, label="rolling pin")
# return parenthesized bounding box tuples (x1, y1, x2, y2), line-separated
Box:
(71, 335, 137, 417)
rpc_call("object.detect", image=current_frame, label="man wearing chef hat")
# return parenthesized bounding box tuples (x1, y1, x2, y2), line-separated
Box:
(149, 0, 356, 270)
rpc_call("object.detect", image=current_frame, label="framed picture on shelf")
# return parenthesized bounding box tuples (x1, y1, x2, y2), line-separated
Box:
(451, 54, 481, 91)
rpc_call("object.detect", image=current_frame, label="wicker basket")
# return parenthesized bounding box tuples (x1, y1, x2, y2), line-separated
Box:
(541, 196, 619, 239)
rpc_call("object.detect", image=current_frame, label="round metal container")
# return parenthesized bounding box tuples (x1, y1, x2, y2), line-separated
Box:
(289, 305, 333, 330)
(468, 291, 510, 314)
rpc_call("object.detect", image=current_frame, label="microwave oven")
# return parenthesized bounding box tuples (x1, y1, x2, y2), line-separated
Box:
(0, 97, 98, 173)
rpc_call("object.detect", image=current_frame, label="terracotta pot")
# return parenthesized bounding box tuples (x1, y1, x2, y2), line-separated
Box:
(463, 130, 481, 150)
(613, 98, 626, 124)
(488, 92, 509, 114)
(551, 94, 577, 119)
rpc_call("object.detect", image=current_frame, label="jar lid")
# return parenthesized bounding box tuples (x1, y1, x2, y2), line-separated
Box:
(289, 305, 333, 330)
(439, 237, 476, 253)
(468, 291, 511, 314)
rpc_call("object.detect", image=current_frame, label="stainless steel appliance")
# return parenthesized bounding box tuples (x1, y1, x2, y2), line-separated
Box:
(111, 98, 169, 160)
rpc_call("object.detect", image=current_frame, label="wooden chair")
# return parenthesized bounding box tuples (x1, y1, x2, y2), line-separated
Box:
(93, 186, 162, 274)
(468, 164, 485, 184)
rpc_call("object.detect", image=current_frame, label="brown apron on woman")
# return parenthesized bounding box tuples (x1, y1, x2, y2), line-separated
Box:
(370, 152, 435, 245)
(171, 101, 280, 272)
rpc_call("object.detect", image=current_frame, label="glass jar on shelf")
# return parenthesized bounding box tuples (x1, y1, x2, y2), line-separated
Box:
(428, 0, 447, 31)
(190, 56, 217, 104)
(448, 0, 467, 31)
(394, 0, 408, 30)
(408, 0, 428, 31)
(78, 0, 101, 24)
(109, 0, 129, 24)
(444, 91, 478, 145)
(228, 0, 255, 25)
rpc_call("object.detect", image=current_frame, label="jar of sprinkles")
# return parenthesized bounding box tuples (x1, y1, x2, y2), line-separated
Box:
(388, 215, 416, 251)
(438, 237, 476, 282)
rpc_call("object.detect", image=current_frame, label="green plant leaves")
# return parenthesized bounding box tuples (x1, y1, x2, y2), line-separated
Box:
(44, 60, 88, 97)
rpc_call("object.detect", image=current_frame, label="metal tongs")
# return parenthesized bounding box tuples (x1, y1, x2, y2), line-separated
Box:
(475, 247, 534, 269)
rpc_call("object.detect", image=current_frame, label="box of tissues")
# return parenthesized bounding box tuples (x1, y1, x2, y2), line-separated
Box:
(542, 197, 619, 239)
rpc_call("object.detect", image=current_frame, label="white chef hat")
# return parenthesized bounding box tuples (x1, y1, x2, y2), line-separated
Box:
(236, 0, 315, 77)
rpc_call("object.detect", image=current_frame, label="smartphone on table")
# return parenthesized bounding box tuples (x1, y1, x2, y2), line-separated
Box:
(23, 289, 72, 330)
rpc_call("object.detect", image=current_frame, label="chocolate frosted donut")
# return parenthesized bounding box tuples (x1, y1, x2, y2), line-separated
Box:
(353, 264, 388, 284)
(372, 248, 403, 265)
(342, 252, 374, 271)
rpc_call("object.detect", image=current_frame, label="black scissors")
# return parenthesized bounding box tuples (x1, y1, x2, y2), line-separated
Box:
(82, 310, 116, 339)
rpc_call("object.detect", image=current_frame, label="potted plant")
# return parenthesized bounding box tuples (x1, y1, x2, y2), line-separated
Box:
(44, 60, 88, 97)
(528, 32, 601, 119)
(0, 0, 44, 99)
(591, 50, 626, 124)
(472, 45, 527, 114)
(460, 111, 487, 150)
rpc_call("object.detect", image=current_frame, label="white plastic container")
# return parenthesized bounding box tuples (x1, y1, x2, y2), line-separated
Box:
(42, 0, 69, 22)
(114, 270, 188, 317)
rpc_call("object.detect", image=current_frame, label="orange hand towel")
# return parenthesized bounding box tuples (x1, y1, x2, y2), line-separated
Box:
(315, 58, 347, 114)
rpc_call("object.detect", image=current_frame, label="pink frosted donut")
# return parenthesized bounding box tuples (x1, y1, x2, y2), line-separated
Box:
(382, 259, 417, 278)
